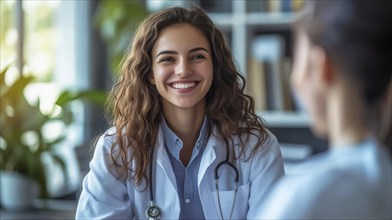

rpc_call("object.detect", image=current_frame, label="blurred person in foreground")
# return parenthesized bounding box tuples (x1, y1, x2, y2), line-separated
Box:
(256, 0, 392, 219)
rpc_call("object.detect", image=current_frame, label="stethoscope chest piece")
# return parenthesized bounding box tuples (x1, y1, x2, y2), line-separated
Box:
(145, 202, 161, 220)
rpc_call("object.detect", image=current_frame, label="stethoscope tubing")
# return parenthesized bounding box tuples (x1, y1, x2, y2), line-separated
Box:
(146, 149, 161, 219)
(147, 143, 239, 220)
(214, 143, 239, 220)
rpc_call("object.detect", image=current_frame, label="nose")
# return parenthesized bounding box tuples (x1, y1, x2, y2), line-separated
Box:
(175, 59, 191, 77)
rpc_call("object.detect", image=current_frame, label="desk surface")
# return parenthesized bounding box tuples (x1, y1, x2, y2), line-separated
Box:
(1, 199, 76, 220)
(1, 209, 75, 220)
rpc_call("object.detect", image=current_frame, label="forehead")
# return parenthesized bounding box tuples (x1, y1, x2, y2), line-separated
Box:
(152, 23, 210, 54)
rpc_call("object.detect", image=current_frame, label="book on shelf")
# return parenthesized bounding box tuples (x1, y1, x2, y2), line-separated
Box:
(199, 0, 303, 13)
(247, 58, 267, 111)
(246, 0, 301, 13)
(280, 57, 295, 110)
(248, 34, 296, 112)
(264, 60, 284, 111)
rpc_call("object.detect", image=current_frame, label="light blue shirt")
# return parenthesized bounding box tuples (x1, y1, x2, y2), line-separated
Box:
(257, 137, 392, 219)
(161, 116, 209, 219)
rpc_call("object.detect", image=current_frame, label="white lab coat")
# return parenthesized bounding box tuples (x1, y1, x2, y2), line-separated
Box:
(256, 137, 392, 219)
(76, 125, 284, 219)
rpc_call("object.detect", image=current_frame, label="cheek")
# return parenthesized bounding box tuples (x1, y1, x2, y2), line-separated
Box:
(205, 67, 214, 87)
(291, 52, 326, 129)
(198, 62, 214, 90)
(291, 36, 308, 97)
(301, 60, 329, 136)
(291, 48, 309, 105)
(151, 68, 167, 96)
(291, 34, 329, 137)
(152, 65, 169, 84)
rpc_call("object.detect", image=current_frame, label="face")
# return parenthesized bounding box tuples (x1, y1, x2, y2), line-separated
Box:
(151, 24, 213, 112)
(291, 30, 329, 137)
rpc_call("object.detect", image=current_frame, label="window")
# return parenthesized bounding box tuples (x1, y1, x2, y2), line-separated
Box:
(1, 0, 91, 197)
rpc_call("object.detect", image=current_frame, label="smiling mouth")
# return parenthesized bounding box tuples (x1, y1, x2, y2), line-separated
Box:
(170, 81, 199, 89)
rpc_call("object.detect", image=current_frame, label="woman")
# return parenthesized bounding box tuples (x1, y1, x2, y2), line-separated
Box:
(76, 6, 284, 219)
(257, 0, 392, 219)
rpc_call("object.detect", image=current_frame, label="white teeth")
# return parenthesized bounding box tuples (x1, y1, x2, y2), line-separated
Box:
(172, 82, 196, 89)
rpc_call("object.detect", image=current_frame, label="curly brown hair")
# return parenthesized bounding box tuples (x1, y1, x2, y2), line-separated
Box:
(106, 6, 268, 187)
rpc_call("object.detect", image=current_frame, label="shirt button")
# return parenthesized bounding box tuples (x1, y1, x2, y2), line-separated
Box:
(185, 199, 191, 204)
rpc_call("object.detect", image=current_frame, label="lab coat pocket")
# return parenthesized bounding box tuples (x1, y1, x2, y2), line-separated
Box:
(212, 183, 250, 219)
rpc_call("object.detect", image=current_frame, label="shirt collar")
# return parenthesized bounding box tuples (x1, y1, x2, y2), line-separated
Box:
(330, 135, 376, 154)
(161, 115, 210, 159)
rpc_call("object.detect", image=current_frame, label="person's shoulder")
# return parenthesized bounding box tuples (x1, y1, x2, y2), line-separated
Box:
(263, 149, 391, 218)
(235, 127, 278, 146)
(231, 127, 282, 164)
(94, 127, 118, 152)
(263, 128, 279, 147)
(287, 154, 368, 197)
(244, 128, 279, 153)
(272, 164, 349, 206)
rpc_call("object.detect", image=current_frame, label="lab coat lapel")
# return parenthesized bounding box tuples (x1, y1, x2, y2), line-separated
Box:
(198, 129, 227, 186)
(198, 129, 227, 219)
(154, 127, 181, 218)
(155, 127, 177, 191)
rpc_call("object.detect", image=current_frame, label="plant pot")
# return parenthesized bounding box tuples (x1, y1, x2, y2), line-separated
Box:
(0, 171, 38, 210)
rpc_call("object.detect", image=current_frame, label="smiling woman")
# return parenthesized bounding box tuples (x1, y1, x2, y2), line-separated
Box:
(151, 24, 213, 116)
(151, 23, 214, 166)
(76, 6, 285, 219)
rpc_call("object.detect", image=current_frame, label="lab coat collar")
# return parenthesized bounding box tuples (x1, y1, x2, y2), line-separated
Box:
(152, 124, 228, 219)
(155, 123, 226, 188)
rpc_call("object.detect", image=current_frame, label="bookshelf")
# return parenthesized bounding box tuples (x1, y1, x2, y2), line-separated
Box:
(202, 0, 305, 128)
(261, 111, 310, 128)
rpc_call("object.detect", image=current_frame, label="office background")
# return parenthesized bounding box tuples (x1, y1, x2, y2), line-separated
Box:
(0, 0, 326, 218)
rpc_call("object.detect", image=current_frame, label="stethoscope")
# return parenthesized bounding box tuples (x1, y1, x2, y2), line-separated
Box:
(145, 144, 239, 220)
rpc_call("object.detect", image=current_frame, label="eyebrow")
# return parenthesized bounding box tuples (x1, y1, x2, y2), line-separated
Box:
(155, 47, 209, 58)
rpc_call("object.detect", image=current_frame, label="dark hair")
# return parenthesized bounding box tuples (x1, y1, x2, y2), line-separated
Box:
(297, 0, 392, 149)
(106, 6, 267, 186)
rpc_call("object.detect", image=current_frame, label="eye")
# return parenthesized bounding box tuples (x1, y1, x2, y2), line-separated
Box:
(159, 57, 175, 63)
(191, 54, 205, 61)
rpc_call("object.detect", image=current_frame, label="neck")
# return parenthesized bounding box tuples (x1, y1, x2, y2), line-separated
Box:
(327, 81, 371, 148)
(162, 102, 206, 166)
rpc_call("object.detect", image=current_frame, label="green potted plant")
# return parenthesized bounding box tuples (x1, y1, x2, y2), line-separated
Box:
(94, 0, 148, 72)
(0, 66, 106, 209)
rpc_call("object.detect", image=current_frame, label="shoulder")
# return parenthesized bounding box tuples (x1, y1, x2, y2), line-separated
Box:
(262, 154, 376, 218)
(95, 127, 135, 153)
(95, 127, 118, 150)
(233, 128, 280, 158)
(89, 127, 118, 165)
(259, 167, 343, 218)
(233, 128, 284, 180)
(92, 127, 129, 167)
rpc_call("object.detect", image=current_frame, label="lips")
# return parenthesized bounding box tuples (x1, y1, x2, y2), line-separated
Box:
(170, 81, 199, 89)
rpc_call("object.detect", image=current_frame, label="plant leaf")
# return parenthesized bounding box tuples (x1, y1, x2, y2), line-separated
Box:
(55, 90, 107, 107)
